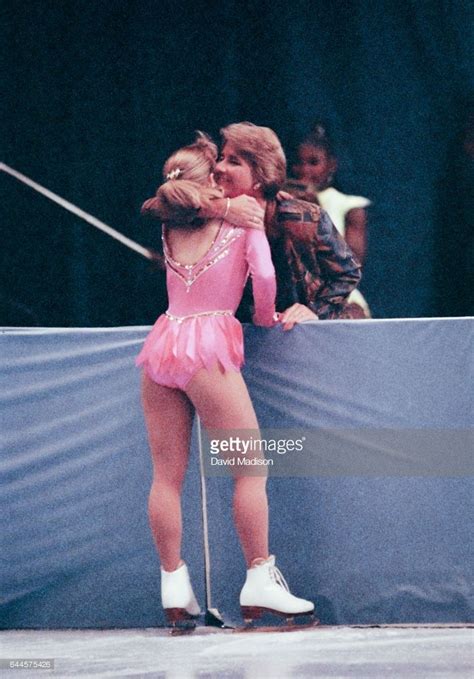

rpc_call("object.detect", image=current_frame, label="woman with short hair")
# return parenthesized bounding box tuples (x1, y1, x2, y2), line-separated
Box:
(214, 122, 362, 329)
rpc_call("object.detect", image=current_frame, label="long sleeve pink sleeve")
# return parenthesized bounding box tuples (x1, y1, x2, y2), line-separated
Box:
(245, 228, 277, 327)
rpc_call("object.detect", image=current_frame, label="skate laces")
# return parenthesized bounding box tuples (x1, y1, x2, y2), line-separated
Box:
(269, 564, 289, 591)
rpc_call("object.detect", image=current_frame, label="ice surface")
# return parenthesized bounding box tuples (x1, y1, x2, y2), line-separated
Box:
(1, 626, 473, 678)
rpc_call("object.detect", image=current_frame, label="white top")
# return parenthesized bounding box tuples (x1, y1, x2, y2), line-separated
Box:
(317, 187, 371, 316)
(317, 187, 371, 238)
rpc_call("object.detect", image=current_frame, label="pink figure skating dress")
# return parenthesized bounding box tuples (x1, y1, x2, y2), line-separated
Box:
(136, 222, 276, 389)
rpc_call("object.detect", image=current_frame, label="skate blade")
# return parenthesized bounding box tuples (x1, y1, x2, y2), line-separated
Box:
(169, 624, 197, 636)
(165, 607, 199, 635)
(236, 620, 319, 633)
(240, 606, 318, 630)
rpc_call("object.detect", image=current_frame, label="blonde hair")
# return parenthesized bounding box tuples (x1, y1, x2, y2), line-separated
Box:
(143, 132, 222, 228)
(220, 122, 287, 199)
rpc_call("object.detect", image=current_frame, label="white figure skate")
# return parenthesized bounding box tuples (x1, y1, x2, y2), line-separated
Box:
(240, 555, 315, 626)
(161, 561, 201, 629)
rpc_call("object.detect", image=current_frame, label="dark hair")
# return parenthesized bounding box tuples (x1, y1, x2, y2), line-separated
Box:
(300, 121, 336, 158)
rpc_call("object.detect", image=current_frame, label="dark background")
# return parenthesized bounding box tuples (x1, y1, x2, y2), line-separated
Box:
(2, 0, 472, 326)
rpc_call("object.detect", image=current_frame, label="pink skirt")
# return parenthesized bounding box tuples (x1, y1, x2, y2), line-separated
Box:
(136, 312, 244, 390)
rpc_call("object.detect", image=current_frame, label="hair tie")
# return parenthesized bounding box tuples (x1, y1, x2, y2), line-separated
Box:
(166, 168, 182, 181)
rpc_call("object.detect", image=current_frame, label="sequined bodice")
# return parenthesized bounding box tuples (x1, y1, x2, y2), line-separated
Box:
(162, 222, 276, 325)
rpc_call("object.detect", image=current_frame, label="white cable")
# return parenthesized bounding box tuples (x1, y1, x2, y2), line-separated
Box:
(0, 162, 155, 260)
(197, 415, 212, 611)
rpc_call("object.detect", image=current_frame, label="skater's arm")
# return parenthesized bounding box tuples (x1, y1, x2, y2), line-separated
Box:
(245, 229, 277, 327)
(202, 196, 265, 230)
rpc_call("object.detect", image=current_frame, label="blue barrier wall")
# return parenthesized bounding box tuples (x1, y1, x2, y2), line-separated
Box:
(1, 319, 472, 628)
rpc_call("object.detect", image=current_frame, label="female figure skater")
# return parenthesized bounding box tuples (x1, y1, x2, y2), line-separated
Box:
(290, 122, 371, 318)
(137, 133, 314, 626)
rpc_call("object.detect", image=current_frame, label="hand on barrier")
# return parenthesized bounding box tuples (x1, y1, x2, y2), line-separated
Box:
(279, 304, 318, 331)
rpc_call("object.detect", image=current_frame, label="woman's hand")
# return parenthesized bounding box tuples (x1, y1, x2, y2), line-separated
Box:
(226, 196, 265, 230)
(279, 304, 318, 331)
(276, 190, 294, 201)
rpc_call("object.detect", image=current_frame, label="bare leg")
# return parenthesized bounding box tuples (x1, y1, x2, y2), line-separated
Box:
(185, 365, 269, 566)
(141, 372, 194, 571)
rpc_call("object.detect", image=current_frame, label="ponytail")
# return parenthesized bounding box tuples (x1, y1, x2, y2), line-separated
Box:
(141, 131, 222, 228)
(143, 180, 221, 228)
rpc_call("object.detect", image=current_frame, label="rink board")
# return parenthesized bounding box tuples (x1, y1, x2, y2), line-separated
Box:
(1, 319, 472, 628)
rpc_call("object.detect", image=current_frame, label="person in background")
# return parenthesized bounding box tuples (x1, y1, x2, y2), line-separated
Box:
(289, 122, 371, 318)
